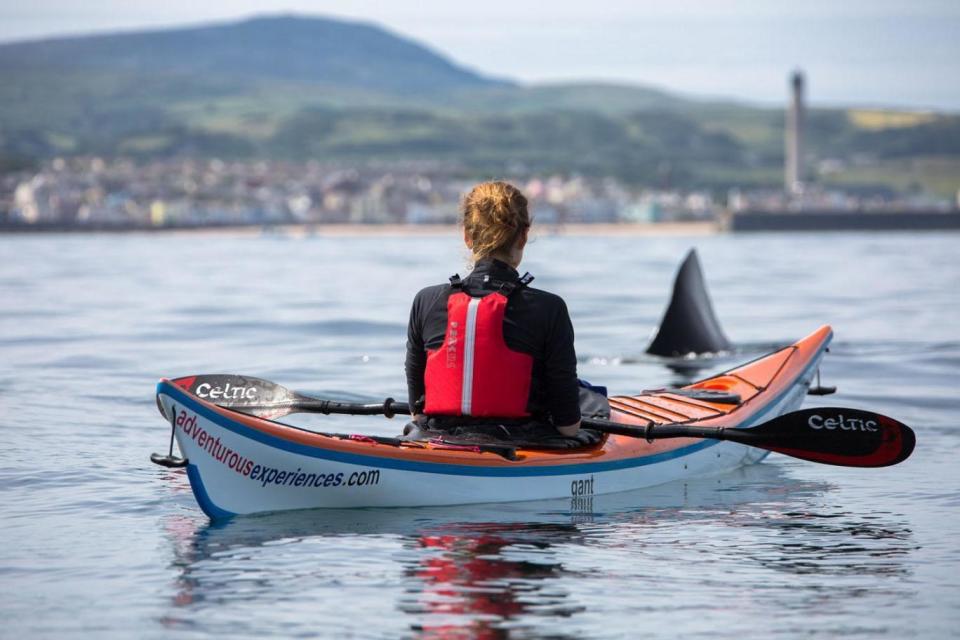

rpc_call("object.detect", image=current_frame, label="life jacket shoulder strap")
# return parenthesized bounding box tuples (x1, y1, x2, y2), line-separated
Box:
(449, 271, 534, 297)
(497, 272, 534, 296)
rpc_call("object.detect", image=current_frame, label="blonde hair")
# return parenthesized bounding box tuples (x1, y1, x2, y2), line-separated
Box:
(462, 181, 531, 259)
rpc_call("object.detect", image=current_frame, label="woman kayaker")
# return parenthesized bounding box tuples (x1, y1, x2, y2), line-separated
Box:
(405, 181, 582, 437)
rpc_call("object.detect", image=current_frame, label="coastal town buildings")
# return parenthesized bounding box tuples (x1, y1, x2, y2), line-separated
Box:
(1, 157, 721, 229)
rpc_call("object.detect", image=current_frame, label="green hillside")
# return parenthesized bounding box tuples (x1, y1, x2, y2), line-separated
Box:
(1, 15, 958, 196)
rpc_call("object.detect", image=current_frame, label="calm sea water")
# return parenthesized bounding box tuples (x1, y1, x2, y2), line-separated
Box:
(1, 230, 958, 639)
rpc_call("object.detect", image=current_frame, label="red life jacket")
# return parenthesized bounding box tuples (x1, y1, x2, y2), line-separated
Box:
(423, 276, 534, 417)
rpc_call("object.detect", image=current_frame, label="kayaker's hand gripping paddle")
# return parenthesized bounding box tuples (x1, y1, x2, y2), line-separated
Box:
(157, 374, 915, 468)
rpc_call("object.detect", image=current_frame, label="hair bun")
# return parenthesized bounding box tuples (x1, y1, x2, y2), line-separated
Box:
(462, 181, 530, 260)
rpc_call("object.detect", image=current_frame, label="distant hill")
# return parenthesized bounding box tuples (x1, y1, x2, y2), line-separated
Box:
(0, 15, 501, 94)
(1, 14, 957, 196)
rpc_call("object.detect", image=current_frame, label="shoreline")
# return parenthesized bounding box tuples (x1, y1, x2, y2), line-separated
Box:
(280, 222, 720, 237)
(0, 221, 720, 237)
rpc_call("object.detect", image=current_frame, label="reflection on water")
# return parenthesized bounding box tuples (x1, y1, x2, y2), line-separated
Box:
(156, 464, 917, 637)
(401, 523, 586, 640)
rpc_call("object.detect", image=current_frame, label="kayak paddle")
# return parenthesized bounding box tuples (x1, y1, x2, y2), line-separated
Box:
(582, 409, 914, 468)
(163, 374, 915, 468)
(164, 374, 409, 419)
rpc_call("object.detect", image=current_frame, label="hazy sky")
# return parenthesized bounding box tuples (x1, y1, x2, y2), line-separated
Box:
(2, 0, 958, 110)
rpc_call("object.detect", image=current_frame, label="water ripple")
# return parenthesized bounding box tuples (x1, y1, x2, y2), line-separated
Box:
(2, 233, 959, 638)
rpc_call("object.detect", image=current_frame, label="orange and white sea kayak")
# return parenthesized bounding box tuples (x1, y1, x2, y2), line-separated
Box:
(154, 326, 833, 520)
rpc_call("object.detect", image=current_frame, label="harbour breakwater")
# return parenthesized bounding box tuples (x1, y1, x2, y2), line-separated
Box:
(726, 209, 960, 231)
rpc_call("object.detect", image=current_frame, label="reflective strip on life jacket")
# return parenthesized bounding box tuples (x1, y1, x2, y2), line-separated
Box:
(423, 291, 533, 417)
(460, 297, 480, 414)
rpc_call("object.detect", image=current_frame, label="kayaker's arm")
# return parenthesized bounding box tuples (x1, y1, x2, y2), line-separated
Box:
(543, 297, 582, 430)
(405, 289, 429, 413)
(406, 283, 457, 415)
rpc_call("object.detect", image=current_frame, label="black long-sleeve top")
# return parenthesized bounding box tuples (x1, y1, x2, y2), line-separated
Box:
(405, 258, 581, 426)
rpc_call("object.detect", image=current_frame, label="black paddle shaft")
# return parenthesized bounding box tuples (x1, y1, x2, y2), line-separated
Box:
(581, 417, 746, 441)
(298, 398, 409, 418)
